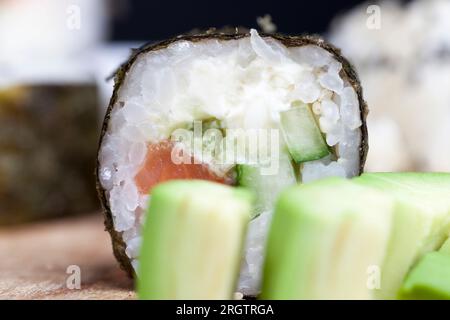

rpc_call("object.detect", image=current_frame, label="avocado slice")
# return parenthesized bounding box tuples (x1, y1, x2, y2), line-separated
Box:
(279, 103, 330, 163)
(261, 177, 393, 299)
(237, 149, 297, 218)
(355, 173, 450, 299)
(398, 251, 450, 300)
(137, 180, 253, 300)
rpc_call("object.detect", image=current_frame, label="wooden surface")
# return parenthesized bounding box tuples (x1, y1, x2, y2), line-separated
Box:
(0, 214, 135, 300)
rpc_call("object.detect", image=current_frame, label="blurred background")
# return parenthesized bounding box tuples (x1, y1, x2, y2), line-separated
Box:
(1, 0, 449, 225)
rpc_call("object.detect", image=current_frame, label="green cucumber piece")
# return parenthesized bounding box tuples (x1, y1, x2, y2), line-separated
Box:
(280, 103, 329, 163)
(138, 180, 253, 300)
(398, 252, 450, 300)
(237, 150, 297, 218)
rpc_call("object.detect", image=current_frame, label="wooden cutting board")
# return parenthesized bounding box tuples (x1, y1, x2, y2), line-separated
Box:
(0, 214, 135, 300)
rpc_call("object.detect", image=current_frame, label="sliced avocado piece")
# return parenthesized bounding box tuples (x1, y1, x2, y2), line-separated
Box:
(138, 180, 253, 300)
(237, 149, 297, 218)
(355, 173, 450, 299)
(280, 103, 330, 163)
(398, 252, 450, 300)
(261, 177, 393, 300)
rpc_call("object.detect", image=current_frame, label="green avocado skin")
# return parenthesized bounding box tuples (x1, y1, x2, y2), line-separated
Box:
(399, 252, 450, 300)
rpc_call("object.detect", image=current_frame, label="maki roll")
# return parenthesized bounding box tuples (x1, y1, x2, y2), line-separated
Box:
(0, 0, 108, 224)
(0, 85, 100, 224)
(329, 0, 450, 172)
(97, 29, 368, 295)
(138, 180, 254, 299)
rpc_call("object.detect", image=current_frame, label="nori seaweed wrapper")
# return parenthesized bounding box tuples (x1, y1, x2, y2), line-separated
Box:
(97, 30, 369, 278)
(0, 84, 101, 225)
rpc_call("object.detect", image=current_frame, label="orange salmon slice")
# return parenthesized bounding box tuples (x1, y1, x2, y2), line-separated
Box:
(134, 141, 233, 195)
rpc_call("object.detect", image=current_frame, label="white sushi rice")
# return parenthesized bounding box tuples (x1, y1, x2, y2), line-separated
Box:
(98, 30, 362, 295)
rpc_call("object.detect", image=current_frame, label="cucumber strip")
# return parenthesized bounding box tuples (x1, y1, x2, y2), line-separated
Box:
(237, 150, 297, 218)
(280, 103, 330, 163)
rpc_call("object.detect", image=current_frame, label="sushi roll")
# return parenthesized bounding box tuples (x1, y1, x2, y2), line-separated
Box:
(0, 0, 108, 224)
(97, 29, 368, 295)
(0, 84, 100, 224)
(329, 0, 450, 172)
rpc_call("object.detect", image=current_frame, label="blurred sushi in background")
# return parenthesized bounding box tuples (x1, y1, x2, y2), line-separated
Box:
(329, 0, 450, 172)
(0, 85, 100, 224)
(0, 0, 111, 224)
